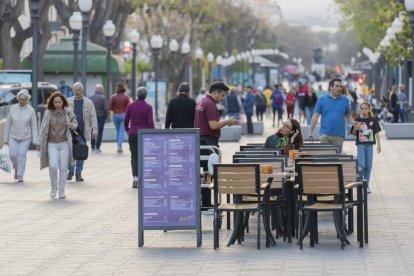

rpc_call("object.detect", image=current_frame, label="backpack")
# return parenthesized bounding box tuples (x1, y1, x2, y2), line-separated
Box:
(274, 93, 283, 106)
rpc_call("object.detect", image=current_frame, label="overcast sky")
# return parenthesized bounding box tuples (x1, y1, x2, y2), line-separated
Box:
(277, 0, 341, 29)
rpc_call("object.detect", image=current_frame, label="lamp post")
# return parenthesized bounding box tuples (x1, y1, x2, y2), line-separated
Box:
(216, 55, 223, 80)
(195, 48, 203, 94)
(78, 0, 92, 90)
(103, 20, 116, 103)
(207, 52, 214, 86)
(128, 29, 140, 100)
(30, 0, 40, 113)
(169, 39, 179, 93)
(69, 12, 82, 83)
(150, 35, 163, 122)
(406, 0, 414, 121)
(181, 42, 191, 82)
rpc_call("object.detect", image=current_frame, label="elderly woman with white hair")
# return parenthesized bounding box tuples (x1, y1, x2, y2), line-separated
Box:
(123, 87, 154, 188)
(3, 89, 38, 182)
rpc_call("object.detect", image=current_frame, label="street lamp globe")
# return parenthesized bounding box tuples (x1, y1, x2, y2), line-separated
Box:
(78, 0, 92, 12)
(380, 36, 391, 48)
(216, 55, 223, 65)
(69, 12, 82, 31)
(169, 39, 179, 52)
(406, 0, 414, 11)
(128, 29, 140, 44)
(207, 52, 214, 63)
(392, 17, 403, 33)
(386, 27, 396, 40)
(181, 42, 191, 54)
(103, 20, 116, 37)
(195, 48, 203, 59)
(150, 35, 163, 49)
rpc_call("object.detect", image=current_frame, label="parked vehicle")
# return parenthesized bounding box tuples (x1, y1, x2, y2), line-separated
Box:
(0, 82, 58, 108)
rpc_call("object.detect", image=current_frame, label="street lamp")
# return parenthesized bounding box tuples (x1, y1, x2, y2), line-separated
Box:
(216, 55, 223, 80)
(169, 39, 179, 92)
(30, 0, 40, 114)
(128, 29, 140, 100)
(69, 12, 82, 83)
(207, 52, 214, 85)
(103, 20, 116, 103)
(181, 42, 191, 82)
(406, 0, 414, 121)
(150, 35, 163, 122)
(195, 48, 203, 94)
(78, 0, 92, 90)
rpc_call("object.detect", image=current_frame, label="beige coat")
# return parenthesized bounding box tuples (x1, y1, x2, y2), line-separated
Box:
(67, 96, 98, 142)
(39, 108, 78, 170)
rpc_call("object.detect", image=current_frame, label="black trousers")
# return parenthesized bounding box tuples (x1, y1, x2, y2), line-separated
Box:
(128, 134, 138, 177)
(200, 135, 219, 207)
(246, 113, 253, 134)
(91, 115, 106, 150)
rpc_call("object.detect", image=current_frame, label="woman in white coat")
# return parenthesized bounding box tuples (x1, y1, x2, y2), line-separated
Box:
(3, 89, 38, 182)
(39, 92, 77, 199)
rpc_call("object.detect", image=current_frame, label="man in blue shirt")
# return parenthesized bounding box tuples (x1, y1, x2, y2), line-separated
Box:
(308, 78, 358, 152)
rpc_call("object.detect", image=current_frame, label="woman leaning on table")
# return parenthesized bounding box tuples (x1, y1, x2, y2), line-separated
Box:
(3, 89, 38, 182)
(38, 92, 78, 199)
(263, 118, 304, 154)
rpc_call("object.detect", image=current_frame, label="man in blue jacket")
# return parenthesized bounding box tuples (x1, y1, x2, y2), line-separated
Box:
(244, 85, 256, 134)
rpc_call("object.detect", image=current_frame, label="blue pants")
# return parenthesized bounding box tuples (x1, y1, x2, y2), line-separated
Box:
(357, 144, 373, 188)
(91, 115, 106, 150)
(305, 106, 313, 125)
(113, 113, 125, 146)
(68, 136, 85, 176)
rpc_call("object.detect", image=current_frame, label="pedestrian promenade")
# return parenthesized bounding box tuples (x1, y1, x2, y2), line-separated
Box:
(1, 119, 414, 275)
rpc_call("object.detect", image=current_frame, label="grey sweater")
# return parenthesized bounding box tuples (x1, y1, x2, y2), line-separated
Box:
(4, 104, 38, 144)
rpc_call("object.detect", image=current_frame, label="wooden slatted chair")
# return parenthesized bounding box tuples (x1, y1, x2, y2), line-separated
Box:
(213, 164, 273, 249)
(297, 163, 355, 249)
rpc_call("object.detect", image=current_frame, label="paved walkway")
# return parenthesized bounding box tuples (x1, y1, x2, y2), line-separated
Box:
(1, 118, 414, 275)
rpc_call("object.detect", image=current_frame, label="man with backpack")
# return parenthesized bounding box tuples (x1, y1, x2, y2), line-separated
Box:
(271, 84, 284, 127)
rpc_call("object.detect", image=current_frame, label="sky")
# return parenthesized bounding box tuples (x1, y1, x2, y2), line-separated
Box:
(277, 0, 341, 30)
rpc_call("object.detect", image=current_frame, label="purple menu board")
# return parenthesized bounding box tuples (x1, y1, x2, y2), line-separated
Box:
(140, 132, 198, 228)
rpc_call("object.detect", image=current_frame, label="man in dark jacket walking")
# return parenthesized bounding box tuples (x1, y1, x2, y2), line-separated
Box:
(165, 82, 196, 128)
(88, 84, 108, 153)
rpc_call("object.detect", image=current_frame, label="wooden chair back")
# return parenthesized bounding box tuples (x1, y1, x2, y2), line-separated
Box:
(213, 164, 260, 195)
(297, 163, 344, 195)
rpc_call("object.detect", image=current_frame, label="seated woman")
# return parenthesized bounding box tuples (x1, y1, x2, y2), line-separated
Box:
(263, 118, 304, 154)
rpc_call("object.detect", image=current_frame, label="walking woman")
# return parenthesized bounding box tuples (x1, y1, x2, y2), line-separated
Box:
(39, 92, 78, 199)
(124, 87, 154, 188)
(109, 83, 130, 153)
(388, 85, 399, 123)
(3, 89, 38, 182)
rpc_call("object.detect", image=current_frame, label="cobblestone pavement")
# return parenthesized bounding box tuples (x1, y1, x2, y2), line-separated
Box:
(1, 119, 414, 275)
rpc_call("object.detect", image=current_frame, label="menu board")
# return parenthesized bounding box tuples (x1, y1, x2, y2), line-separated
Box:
(138, 129, 201, 241)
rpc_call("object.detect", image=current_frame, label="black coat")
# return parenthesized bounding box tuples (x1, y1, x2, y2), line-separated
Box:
(165, 94, 196, 128)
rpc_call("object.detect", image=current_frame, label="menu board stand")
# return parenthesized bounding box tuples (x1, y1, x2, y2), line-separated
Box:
(138, 129, 201, 247)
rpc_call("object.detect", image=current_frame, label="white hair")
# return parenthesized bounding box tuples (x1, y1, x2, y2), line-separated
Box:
(72, 82, 84, 90)
(16, 89, 31, 100)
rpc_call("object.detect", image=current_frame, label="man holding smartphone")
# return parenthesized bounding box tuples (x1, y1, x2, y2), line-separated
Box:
(195, 82, 238, 208)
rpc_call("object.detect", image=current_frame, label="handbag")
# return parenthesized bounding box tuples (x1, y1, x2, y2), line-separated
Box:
(0, 145, 12, 173)
(71, 127, 89, 160)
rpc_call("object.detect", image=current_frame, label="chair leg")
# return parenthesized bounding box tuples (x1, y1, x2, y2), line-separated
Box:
(310, 211, 314, 247)
(257, 208, 261, 249)
(214, 211, 219, 249)
(299, 209, 304, 249)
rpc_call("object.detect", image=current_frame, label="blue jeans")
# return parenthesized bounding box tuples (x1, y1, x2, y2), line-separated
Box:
(68, 136, 85, 176)
(357, 144, 373, 188)
(113, 113, 125, 146)
(305, 106, 313, 125)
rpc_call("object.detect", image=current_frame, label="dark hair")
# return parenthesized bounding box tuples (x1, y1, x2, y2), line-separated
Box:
(246, 85, 254, 89)
(46, 92, 69, 110)
(328, 78, 342, 91)
(178, 82, 190, 93)
(209, 82, 229, 94)
(276, 118, 304, 148)
(116, 83, 126, 93)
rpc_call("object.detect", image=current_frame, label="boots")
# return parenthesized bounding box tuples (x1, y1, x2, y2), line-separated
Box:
(50, 186, 57, 198)
(59, 185, 66, 199)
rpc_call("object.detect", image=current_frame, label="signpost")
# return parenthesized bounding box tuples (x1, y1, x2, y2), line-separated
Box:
(138, 129, 201, 247)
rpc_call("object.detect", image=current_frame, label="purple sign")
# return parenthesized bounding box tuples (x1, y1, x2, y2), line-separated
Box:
(141, 133, 197, 227)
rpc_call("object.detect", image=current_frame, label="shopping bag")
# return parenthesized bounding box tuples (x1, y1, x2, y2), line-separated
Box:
(0, 145, 12, 173)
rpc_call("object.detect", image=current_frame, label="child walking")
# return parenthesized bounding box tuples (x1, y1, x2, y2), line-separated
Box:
(351, 101, 381, 193)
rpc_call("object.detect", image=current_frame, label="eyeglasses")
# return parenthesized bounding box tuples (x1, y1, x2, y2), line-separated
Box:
(282, 123, 292, 130)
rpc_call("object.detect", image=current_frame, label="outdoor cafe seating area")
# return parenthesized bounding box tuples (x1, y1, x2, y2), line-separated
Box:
(202, 142, 369, 250)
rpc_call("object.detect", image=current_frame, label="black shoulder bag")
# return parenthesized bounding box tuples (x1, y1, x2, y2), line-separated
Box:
(71, 127, 89, 160)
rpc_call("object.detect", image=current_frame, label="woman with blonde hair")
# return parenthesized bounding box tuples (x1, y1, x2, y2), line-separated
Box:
(39, 92, 77, 199)
(3, 89, 38, 182)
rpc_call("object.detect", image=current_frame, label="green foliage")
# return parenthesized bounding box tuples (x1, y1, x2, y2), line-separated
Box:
(123, 58, 151, 77)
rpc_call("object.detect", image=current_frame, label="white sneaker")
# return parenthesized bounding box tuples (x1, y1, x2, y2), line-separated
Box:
(117, 146, 123, 153)
(50, 186, 57, 198)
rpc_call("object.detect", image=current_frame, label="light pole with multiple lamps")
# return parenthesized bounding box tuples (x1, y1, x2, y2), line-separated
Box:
(78, 0, 92, 90)
(128, 29, 140, 100)
(181, 42, 191, 82)
(103, 20, 116, 102)
(406, 0, 414, 121)
(195, 48, 203, 94)
(30, 0, 40, 113)
(69, 12, 82, 83)
(169, 39, 179, 93)
(150, 35, 163, 122)
(207, 52, 214, 86)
